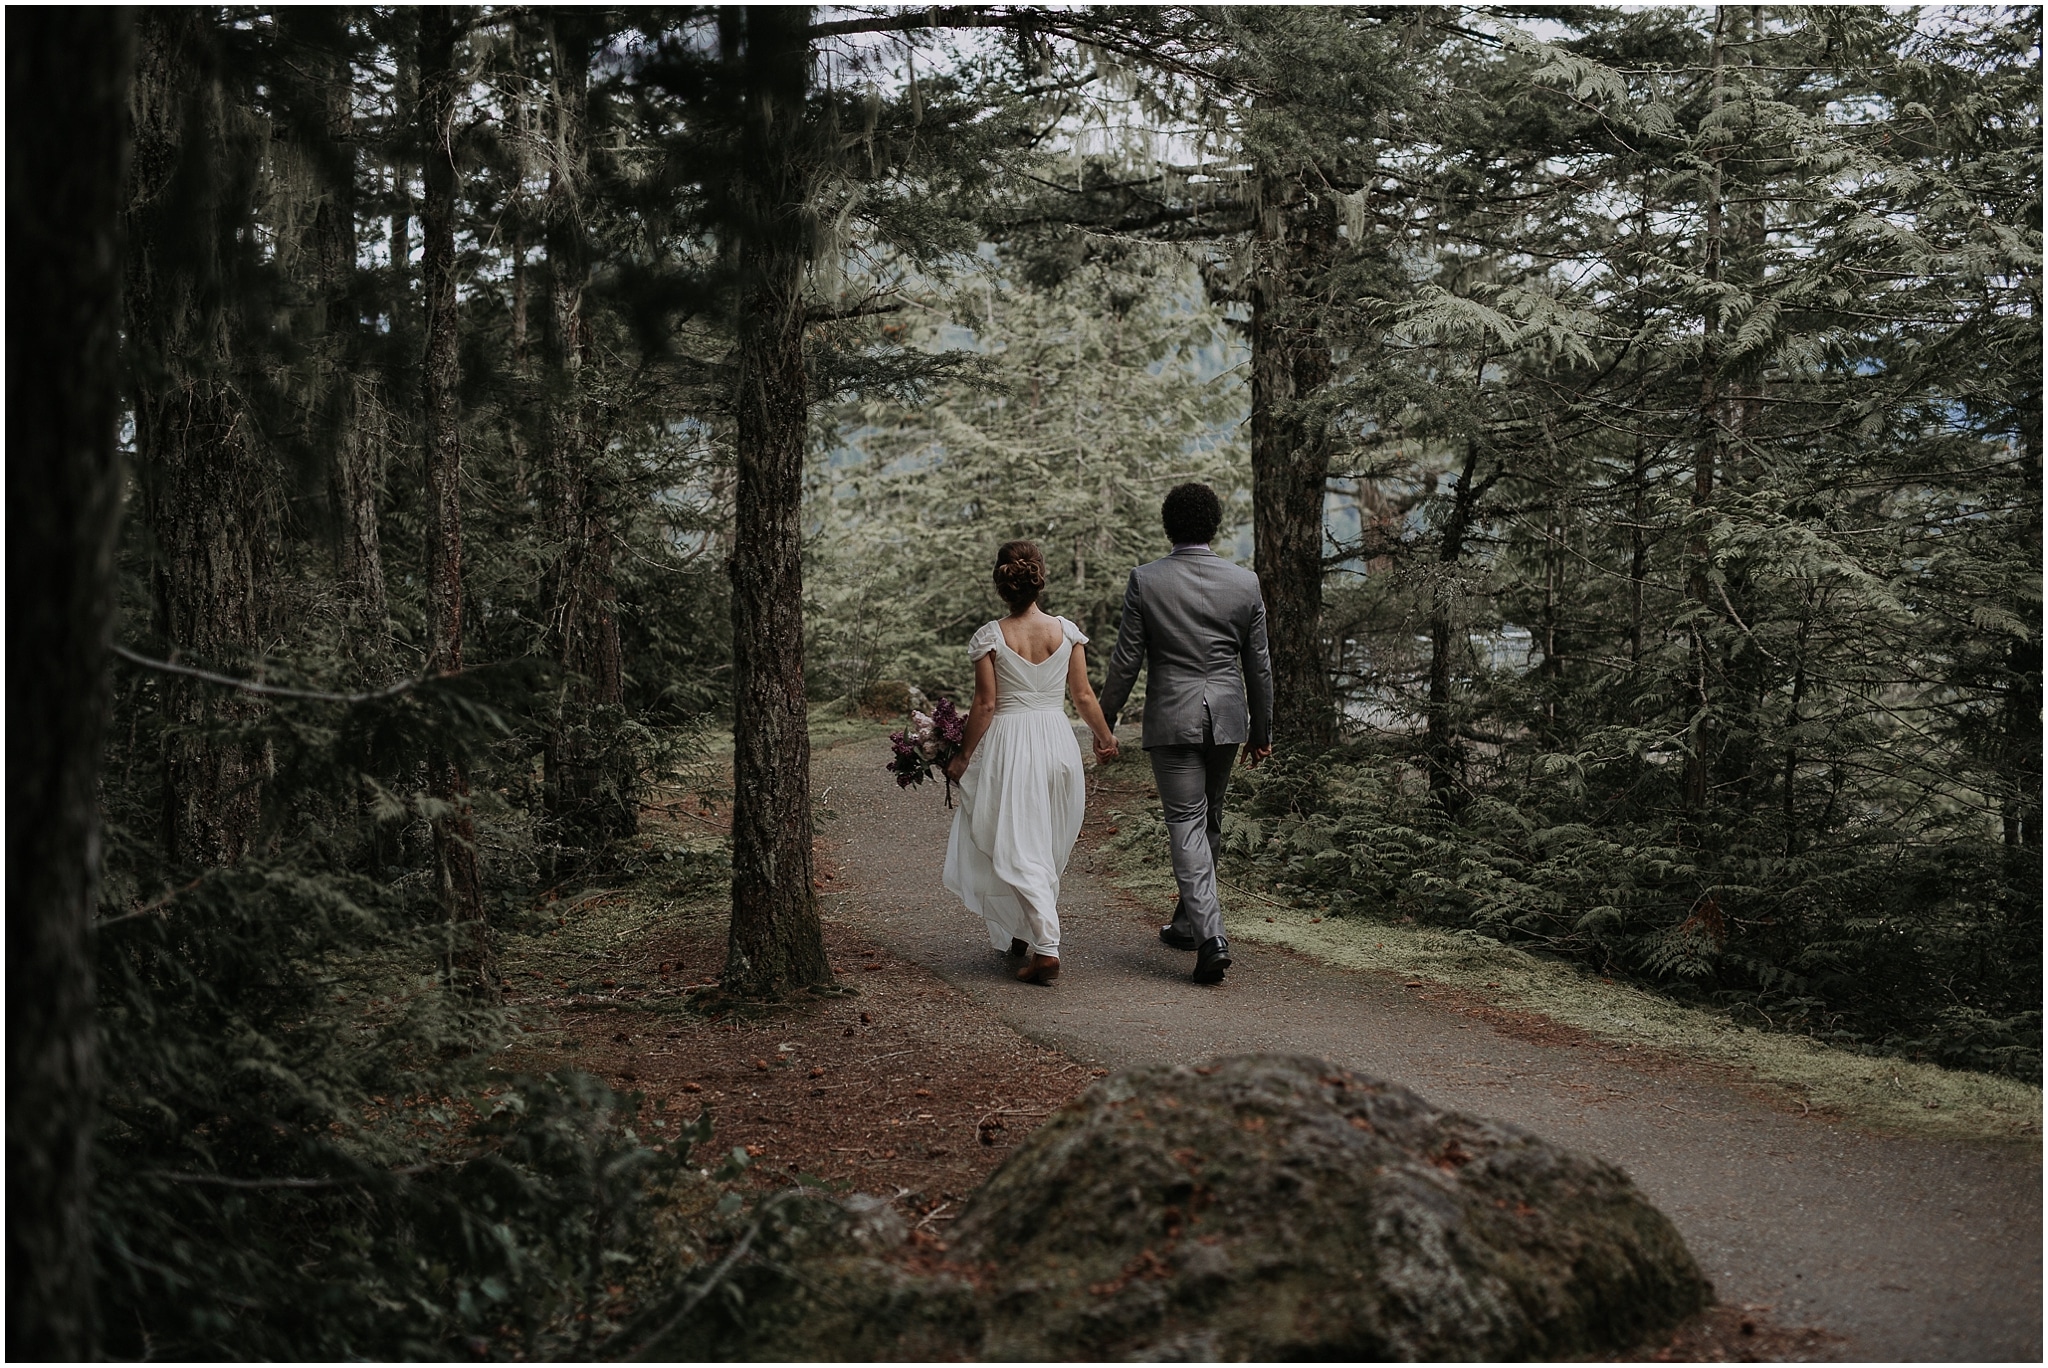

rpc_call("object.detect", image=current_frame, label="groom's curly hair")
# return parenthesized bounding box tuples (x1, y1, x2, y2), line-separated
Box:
(1161, 482, 1223, 545)
(993, 540, 1047, 609)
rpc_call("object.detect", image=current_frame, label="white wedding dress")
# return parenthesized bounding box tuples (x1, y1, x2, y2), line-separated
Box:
(942, 617, 1089, 958)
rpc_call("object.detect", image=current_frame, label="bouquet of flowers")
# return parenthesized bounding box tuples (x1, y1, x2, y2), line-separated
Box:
(887, 697, 966, 803)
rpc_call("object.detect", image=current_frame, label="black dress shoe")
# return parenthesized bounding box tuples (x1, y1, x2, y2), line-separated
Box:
(1193, 936, 1232, 984)
(1159, 923, 1199, 952)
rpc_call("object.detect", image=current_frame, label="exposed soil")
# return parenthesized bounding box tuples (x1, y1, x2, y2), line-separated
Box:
(1641, 1304, 1844, 1363)
(502, 847, 1095, 1220)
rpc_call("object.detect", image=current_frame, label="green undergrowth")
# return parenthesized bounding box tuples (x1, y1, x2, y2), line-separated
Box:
(501, 724, 876, 1036)
(807, 710, 900, 751)
(1093, 804, 2041, 1145)
(502, 828, 732, 1029)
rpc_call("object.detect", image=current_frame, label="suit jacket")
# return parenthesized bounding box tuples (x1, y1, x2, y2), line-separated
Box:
(1097, 545, 1274, 749)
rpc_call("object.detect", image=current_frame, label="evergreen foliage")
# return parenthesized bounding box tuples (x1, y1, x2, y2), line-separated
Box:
(808, 257, 1251, 701)
(830, 6, 2041, 1076)
(13, 3, 2038, 1356)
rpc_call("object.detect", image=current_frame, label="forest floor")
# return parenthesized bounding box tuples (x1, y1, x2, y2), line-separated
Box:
(511, 724, 2041, 1362)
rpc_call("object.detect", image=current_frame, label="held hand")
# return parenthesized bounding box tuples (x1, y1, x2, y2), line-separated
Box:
(1243, 744, 1273, 769)
(1093, 734, 1120, 764)
(945, 753, 968, 782)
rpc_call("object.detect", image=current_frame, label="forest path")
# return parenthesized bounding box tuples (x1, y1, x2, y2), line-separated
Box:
(815, 734, 2041, 1362)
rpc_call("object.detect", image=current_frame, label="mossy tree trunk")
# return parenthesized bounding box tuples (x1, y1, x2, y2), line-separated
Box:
(126, 8, 273, 869)
(418, 5, 493, 989)
(539, 12, 635, 859)
(1684, 8, 1728, 815)
(2002, 385, 2042, 850)
(720, 6, 833, 998)
(293, 9, 390, 659)
(1425, 440, 1496, 809)
(6, 8, 132, 1357)
(1248, 165, 1338, 752)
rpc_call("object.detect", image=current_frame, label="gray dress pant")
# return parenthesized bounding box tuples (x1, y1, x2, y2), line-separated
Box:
(1150, 742, 1238, 944)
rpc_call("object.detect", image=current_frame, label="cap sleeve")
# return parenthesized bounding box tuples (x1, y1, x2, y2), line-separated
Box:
(968, 621, 1002, 662)
(1061, 617, 1089, 646)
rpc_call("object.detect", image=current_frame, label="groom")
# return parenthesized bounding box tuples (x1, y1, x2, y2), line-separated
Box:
(1097, 482, 1274, 985)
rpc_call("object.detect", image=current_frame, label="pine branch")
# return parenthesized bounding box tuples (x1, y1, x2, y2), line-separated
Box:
(111, 644, 445, 704)
(807, 300, 906, 324)
(137, 1165, 435, 1190)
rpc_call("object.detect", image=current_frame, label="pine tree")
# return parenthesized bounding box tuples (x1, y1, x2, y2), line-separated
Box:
(276, 8, 392, 660)
(810, 256, 1252, 699)
(983, 7, 1442, 752)
(629, 4, 1039, 996)
(535, 8, 637, 856)
(125, 8, 277, 868)
(416, 4, 491, 986)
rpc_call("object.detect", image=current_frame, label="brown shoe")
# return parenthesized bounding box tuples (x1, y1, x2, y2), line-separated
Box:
(1007, 938, 1029, 958)
(1016, 954, 1060, 986)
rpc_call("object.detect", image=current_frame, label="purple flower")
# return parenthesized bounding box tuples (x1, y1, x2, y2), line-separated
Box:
(883, 700, 963, 796)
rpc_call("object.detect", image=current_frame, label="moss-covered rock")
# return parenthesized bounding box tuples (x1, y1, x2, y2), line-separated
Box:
(949, 1053, 1709, 1360)
(676, 1054, 1708, 1360)
(644, 1189, 982, 1361)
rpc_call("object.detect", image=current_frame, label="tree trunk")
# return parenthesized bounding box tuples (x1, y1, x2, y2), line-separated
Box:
(1537, 460, 1563, 738)
(1426, 440, 1489, 807)
(2004, 380, 2042, 850)
(1782, 614, 1809, 856)
(2003, 635, 2043, 850)
(390, 16, 414, 317)
(418, 5, 492, 987)
(334, 372, 390, 652)
(1628, 431, 1648, 666)
(291, 9, 389, 658)
(540, 13, 635, 858)
(1628, 192, 1653, 670)
(721, 5, 833, 998)
(1248, 164, 1338, 752)
(7, 11, 131, 1359)
(127, 8, 272, 869)
(1684, 8, 1728, 814)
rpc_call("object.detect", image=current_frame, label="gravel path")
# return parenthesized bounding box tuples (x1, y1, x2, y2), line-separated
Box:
(818, 735, 2042, 1362)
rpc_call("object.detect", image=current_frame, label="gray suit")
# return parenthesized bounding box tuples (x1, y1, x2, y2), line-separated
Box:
(1098, 546, 1274, 945)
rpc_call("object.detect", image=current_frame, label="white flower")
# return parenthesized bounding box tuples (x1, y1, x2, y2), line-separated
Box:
(918, 740, 939, 759)
(910, 710, 933, 734)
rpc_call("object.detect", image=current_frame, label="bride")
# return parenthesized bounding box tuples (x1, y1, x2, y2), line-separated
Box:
(942, 541, 1119, 985)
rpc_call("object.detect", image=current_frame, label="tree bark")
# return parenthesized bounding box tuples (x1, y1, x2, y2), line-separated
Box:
(334, 371, 390, 651)
(539, 12, 635, 857)
(418, 5, 492, 987)
(126, 8, 272, 869)
(2003, 377, 2042, 850)
(1248, 164, 1338, 751)
(390, 13, 415, 318)
(6, 9, 131, 1358)
(290, 9, 390, 657)
(721, 5, 833, 998)
(1684, 8, 1728, 814)
(1426, 440, 1492, 807)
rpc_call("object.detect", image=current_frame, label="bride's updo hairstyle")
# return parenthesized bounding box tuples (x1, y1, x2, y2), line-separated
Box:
(993, 540, 1047, 610)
